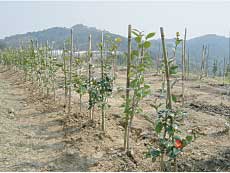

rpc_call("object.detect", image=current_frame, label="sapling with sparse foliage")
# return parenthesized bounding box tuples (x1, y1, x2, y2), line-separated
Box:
(105, 35, 122, 87)
(123, 25, 155, 153)
(87, 32, 114, 131)
(98, 32, 114, 131)
(146, 28, 194, 172)
(73, 58, 88, 112)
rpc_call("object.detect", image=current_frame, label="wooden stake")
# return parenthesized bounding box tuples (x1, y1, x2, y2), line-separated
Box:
(124, 24, 131, 152)
(160, 27, 176, 171)
(101, 32, 105, 131)
(88, 34, 93, 120)
(187, 49, 190, 78)
(223, 57, 226, 85)
(63, 44, 68, 110)
(182, 28, 187, 107)
(205, 46, 209, 77)
(160, 27, 172, 109)
(68, 29, 73, 115)
(200, 45, 205, 80)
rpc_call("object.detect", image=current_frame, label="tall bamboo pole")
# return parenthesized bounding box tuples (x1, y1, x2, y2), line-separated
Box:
(124, 24, 131, 152)
(200, 45, 205, 79)
(68, 29, 73, 115)
(160, 27, 172, 109)
(160, 27, 176, 171)
(101, 32, 105, 131)
(45, 40, 49, 97)
(228, 31, 230, 88)
(205, 45, 209, 77)
(182, 28, 187, 107)
(223, 57, 226, 85)
(88, 34, 93, 120)
(187, 49, 190, 78)
(63, 43, 68, 110)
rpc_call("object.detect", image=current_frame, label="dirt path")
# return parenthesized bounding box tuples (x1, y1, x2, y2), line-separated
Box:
(0, 70, 93, 171)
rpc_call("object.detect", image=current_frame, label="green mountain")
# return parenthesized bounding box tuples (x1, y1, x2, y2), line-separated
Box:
(187, 34, 229, 63)
(1, 24, 230, 70)
(3, 24, 127, 50)
(149, 35, 230, 72)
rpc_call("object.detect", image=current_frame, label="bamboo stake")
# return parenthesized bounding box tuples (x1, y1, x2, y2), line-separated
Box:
(68, 29, 73, 115)
(88, 34, 93, 120)
(63, 44, 68, 110)
(205, 46, 209, 77)
(223, 57, 226, 85)
(187, 49, 190, 79)
(160, 27, 176, 171)
(182, 28, 187, 107)
(124, 24, 131, 152)
(45, 41, 48, 96)
(160, 27, 172, 109)
(101, 32, 105, 131)
(200, 45, 205, 80)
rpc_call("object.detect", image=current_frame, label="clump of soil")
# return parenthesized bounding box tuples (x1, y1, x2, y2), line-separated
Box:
(189, 101, 230, 117)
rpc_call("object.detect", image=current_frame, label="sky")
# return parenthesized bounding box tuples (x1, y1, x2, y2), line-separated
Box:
(0, 1, 230, 39)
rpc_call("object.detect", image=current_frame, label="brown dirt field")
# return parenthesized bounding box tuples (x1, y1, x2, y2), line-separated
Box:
(0, 66, 229, 171)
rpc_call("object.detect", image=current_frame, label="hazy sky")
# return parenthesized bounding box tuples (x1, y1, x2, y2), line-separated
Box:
(1, 1, 230, 39)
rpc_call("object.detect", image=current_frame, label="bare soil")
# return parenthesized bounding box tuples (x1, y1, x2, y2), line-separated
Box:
(0, 67, 229, 172)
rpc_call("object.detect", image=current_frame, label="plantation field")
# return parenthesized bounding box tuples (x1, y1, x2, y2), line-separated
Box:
(0, 66, 229, 172)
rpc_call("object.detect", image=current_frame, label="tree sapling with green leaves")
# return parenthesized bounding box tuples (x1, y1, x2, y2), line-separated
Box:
(123, 25, 155, 153)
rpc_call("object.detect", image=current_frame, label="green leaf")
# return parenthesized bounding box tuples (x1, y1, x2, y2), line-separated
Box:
(155, 121, 163, 133)
(182, 139, 188, 147)
(135, 36, 142, 44)
(132, 31, 139, 37)
(172, 94, 177, 102)
(144, 84, 150, 89)
(146, 32, 156, 39)
(169, 148, 181, 158)
(186, 135, 193, 143)
(150, 148, 161, 158)
(170, 65, 178, 74)
(115, 37, 122, 43)
(174, 135, 181, 140)
(176, 38, 182, 46)
(166, 126, 174, 135)
(132, 50, 139, 57)
(143, 41, 151, 49)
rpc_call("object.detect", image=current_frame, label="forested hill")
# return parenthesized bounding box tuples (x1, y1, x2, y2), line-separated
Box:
(2, 24, 128, 50)
(1, 24, 230, 67)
